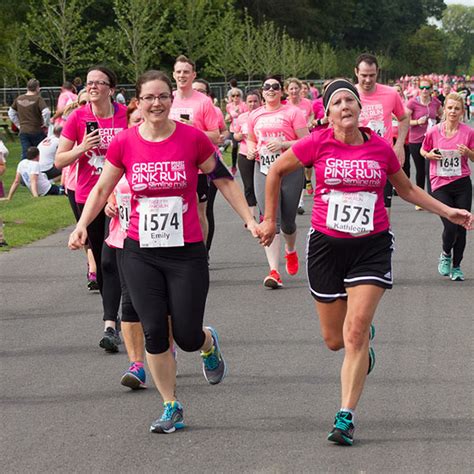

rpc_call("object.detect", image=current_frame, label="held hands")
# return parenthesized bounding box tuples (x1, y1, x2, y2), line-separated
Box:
(68, 225, 88, 250)
(446, 209, 473, 231)
(245, 219, 259, 239)
(255, 219, 277, 247)
(82, 129, 101, 152)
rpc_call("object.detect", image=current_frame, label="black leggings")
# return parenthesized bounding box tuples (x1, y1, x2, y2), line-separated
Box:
(122, 239, 209, 354)
(77, 203, 106, 291)
(409, 142, 431, 192)
(432, 176, 472, 267)
(237, 153, 256, 207)
(230, 133, 238, 168)
(206, 181, 218, 252)
(67, 189, 81, 222)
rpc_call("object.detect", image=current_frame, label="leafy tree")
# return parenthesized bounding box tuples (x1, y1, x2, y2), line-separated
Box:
(279, 34, 316, 78)
(442, 5, 474, 74)
(313, 43, 338, 79)
(234, 9, 260, 84)
(26, 0, 94, 83)
(254, 20, 282, 76)
(96, 0, 168, 82)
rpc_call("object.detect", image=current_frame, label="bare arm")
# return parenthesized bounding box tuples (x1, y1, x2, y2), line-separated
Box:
(257, 149, 304, 246)
(389, 169, 473, 229)
(203, 129, 220, 145)
(393, 113, 409, 165)
(7, 173, 21, 201)
(68, 161, 123, 249)
(55, 130, 100, 169)
(30, 174, 39, 197)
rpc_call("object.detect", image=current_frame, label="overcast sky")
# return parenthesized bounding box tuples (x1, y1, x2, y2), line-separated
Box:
(444, 0, 473, 6)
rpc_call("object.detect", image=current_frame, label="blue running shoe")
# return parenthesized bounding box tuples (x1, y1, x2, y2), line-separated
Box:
(121, 362, 147, 390)
(368, 346, 376, 375)
(150, 401, 185, 434)
(438, 253, 451, 276)
(328, 410, 355, 446)
(450, 267, 464, 281)
(201, 326, 227, 385)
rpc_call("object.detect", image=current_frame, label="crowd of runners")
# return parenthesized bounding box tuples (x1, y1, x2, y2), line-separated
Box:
(8, 51, 470, 445)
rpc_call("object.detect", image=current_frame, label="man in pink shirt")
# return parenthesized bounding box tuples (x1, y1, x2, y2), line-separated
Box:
(355, 53, 409, 215)
(170, 55, 220, 242)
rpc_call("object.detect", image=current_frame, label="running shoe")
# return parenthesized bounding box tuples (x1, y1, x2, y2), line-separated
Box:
(121, 362, 147, 389)
(150, 401, 185, 434)
(450, 267, 464, 281)
(99, 327, 121, 353)
(201, 326, 227, 385)
(87, 271, 99, 291)
(367, 346, 376, 375)
(438, 253, 451, 276)
(297, 205, 305, 215)
(327, 410, 355, 446)
(263, 269, 283, 289)
(0, 240, 8, 247)
(285, 250, 299, 276)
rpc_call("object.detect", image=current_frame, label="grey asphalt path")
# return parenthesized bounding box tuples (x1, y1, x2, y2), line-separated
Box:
(1, 190, 472, 473)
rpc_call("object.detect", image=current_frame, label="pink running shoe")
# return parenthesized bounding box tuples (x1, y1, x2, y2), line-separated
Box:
(263, 269, 283, 289)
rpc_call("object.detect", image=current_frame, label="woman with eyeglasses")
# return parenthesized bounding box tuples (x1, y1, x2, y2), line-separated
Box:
(247, 76, 309, 288)
(68, 70, 257, 433)
(56, 65, 128, 349)
(406, 78, 442, 197)
(421, 92, 474, 281)
(256, 78, 472, 446)
(225, 88, 247, 176)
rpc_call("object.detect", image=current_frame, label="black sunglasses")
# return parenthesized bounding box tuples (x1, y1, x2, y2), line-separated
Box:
(262, 83, 281, 91)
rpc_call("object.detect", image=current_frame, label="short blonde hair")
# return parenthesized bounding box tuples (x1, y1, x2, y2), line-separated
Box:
(284, 77, 302, 90)
(444, 92, 465, 111)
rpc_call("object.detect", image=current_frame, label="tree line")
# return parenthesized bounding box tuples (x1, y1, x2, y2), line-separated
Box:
(0, 0, 472, 87)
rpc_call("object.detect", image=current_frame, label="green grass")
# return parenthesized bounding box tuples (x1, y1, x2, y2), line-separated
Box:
(0, 140, 75, 251)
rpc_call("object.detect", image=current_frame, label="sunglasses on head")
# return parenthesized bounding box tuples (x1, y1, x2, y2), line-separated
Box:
(262, 83, 281, 91)
(419, 85, 431, 90)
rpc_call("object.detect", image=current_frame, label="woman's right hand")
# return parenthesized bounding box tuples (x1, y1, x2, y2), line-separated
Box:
(247, 148, 257, 160)
(418, 115, 428, 125)
(68, 225, 88, 250)
(104, 201, 117, 218)
(426, 149, 442, 160)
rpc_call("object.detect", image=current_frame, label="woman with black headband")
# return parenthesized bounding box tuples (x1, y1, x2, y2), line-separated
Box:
(257, 79, 473, 446)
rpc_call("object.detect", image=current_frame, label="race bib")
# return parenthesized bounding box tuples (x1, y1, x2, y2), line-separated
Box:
(436, 150, 462, 177)
(326, 191, 377, 236)
(259, 146, 280, 175)
(138, 196, 184, 248)
(367, 120, 385, 137)
(116, 191, 131, 231)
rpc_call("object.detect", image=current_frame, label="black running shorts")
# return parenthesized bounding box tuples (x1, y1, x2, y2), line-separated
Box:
(306, 228, 394, 303)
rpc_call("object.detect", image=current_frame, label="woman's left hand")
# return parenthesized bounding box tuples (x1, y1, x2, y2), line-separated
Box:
(446, 208, 473, 230)
(457, 144, 472, 158)
(104, 201, 117, 218)
(256, 220, 277, 246)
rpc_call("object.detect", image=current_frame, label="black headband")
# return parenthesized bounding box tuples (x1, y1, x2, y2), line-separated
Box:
(323, 79, 362, 115)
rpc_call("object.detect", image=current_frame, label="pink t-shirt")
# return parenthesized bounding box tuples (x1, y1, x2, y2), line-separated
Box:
(105, 175, 130, 249)
(106, 122, 215, 243)
(214, 106, 226, 132)
(234, 111, 250, 156)
(422, 122, 473, 192)
(248, 104, 307, 161)
(63, 161, 77, 191)
(226, 102, 247, 132)
(61, 103, 128, 203)
(293, 127, 401, 238)
(55, 90, 78, 126)
(406, 97, 441, 143)
(291, 98, 313, 124)
(170, 90, 219, 133)
(312, 98, 324, 120)
(357, 83, 405, 143)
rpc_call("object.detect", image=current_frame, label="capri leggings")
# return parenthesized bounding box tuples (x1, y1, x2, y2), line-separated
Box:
(67, 189, 81, 222)
(237, 153, 256, 207)
(77, 203, 106, 291)
(254, 161, 304, 234)
(431, 176, 472, 268)
(122, 238, 209, 354)
(409, 142, 431, 193)
(206, 181, 218, 252)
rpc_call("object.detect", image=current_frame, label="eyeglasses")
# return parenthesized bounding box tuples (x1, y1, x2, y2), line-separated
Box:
(262, 83, 281, 91)
(419, 86, 432, 90)
(86, 80, 110, 87)
(231, 94, 241, 97)
(139, 94, 172, 104)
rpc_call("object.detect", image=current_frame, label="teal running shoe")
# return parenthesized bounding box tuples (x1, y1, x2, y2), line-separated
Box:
(121, 362, 147, 390)
(450, 267, 464, 281)
(328, 410, 355, 446)
(438, 253, 451, 276)
(150, 401, 185, 434)
(368, 347, 376, 375)
(201, 326, 227, 385)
